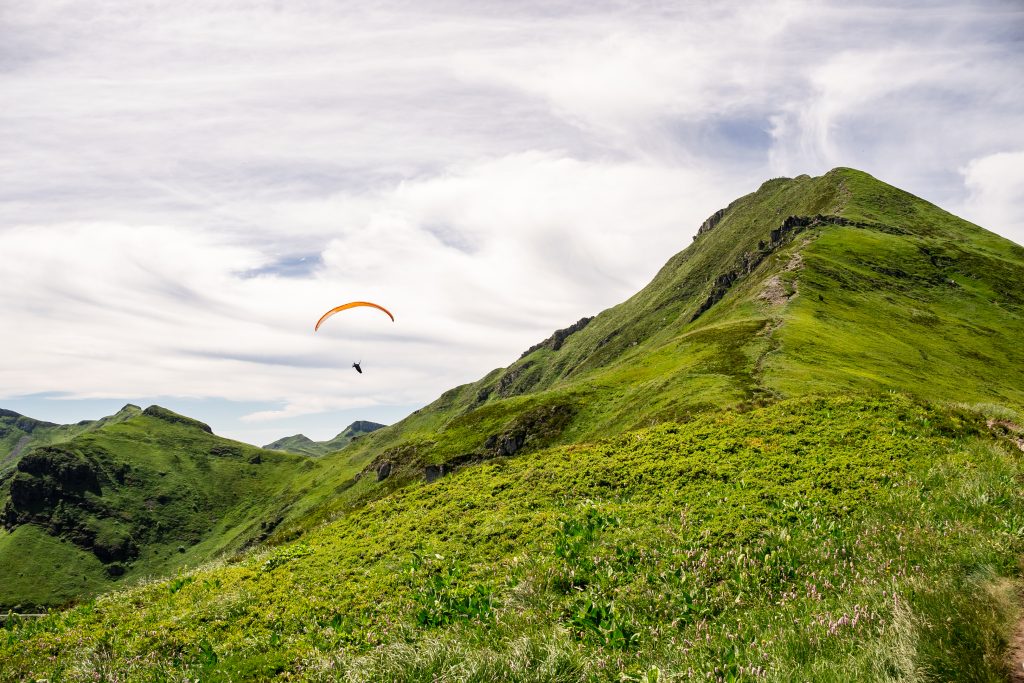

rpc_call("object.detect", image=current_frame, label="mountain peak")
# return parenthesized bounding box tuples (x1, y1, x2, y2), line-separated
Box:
(264, 420, 385, 456)
(142, 405, 213, 434)
(342, 167, 1024, 485)
(337, 420, 386, 436)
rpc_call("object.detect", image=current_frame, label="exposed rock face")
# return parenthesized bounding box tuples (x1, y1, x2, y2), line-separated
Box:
(496, 432, 525, 456)
(520, 317, 594, 359)
(423, 453, 479, 484)
(693, 207, 728, 240)
(495, 362, 539, 398)
(376, 461, 392, 481)
(424, 465, 443, 483)
(490, 403, 573, 457)
(480, 317, 596, 401)
(92, 532, 138, 563)
(415, 403, 575, 484)
(758, 251, 804, 306)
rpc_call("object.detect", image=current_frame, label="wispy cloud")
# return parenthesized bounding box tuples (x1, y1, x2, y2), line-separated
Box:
(1, 0, 1021, 442)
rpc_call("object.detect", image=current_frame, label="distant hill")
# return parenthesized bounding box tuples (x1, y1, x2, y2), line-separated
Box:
(0, 404, 141, 476)
(0, 405, 313, 610)
(263, 420, 385, 456)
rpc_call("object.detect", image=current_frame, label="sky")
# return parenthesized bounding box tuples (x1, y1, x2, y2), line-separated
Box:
(1, 0, 1022, 445)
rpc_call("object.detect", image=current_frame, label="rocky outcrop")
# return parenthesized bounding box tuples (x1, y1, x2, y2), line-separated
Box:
(424, 453, 478, 483)
(6, 447, 102, 514)
(492, 403, 573, 457)
(494, 362, 542, 398)
(424, 402, 575, 483)
(520, 317, 594, 359)
(693, 207, 728, 241)
(481, 317, 596, 401)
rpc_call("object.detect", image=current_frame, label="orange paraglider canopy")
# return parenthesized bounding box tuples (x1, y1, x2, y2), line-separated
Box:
(314, 301, 395, 331)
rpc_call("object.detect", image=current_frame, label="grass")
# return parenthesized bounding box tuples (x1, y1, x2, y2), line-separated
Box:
(0, 525, 110, 607)
(3, 395, 1024, 681)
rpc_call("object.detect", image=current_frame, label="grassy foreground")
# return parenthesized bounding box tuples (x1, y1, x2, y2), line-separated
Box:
(4, 394, 1023, 682)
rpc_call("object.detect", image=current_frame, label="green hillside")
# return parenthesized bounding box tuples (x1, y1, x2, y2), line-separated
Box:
(261, 168, 1024, 536)
(4, 396, 1024, 681)
(264, 421, 385, 457)
(3, 168, 1024, 681)
(0, 406, 313, 610)
(0, 404, 141, 476)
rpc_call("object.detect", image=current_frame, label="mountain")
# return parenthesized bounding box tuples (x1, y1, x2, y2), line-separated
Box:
(278, 167, 1024, 527)
(0, 404, 141, 476)
(0, 405, 316, 610)
(263, 420, 385, 456)
(4, 168, 1024, 681)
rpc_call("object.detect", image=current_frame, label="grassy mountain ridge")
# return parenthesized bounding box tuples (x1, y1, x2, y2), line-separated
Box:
(263, 421, 385, 457)
(0, 405, 314, 610)
(0, 404, 141, 477)
(269, 168, 1024, 536)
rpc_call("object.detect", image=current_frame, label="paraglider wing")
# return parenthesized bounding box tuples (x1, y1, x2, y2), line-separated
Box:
(314, 301, 395, 331)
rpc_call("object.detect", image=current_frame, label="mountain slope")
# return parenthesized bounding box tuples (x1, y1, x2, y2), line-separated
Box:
(270, 168, 1024, 534)
(263, 421, 385, 456)
(0, 404, 141, 476)
(0, 405, 313, 610)
(5, 396, 1023, 681)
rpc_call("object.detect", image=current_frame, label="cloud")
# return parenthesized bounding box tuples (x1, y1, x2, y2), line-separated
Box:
(0, 0, 1021, 442)
(0, 153, 724, 427)
(959, 151, 1024, 244)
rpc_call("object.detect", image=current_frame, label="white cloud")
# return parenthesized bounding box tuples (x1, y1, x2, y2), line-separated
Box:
(960, 151, 1024, 244)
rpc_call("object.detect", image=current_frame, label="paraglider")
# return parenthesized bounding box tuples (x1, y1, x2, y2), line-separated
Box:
(314, 301, 394, 375)
(314, 301, 394, 331)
